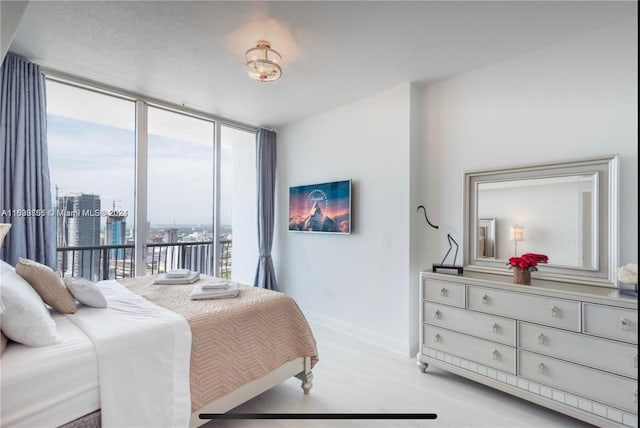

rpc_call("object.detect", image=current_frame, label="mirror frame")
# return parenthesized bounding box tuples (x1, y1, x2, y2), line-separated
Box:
(463, 155, 619, 287)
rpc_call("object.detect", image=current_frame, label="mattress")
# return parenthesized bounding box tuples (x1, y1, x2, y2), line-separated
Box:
(0, 313, 100, 428)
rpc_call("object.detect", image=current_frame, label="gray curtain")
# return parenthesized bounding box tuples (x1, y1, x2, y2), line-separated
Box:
(254, 128, 278, 290)
(0, 54, 55, 267)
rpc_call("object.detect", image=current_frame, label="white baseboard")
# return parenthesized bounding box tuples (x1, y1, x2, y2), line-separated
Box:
(305, 310, 411, 356)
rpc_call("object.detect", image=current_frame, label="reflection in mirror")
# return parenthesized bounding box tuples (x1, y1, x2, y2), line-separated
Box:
(464, 155, 618, 287)
(477, 175, 597, 269)
(478, 218, 496, 258)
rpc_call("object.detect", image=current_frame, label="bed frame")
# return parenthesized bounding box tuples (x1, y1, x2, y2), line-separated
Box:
(190, 356, 313, 427)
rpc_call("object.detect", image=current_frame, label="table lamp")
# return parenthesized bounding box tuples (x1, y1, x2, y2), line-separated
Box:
(510, 224, 524, 256)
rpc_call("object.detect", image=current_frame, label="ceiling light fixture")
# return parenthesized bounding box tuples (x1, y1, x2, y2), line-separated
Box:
(245, 40, 282, 82)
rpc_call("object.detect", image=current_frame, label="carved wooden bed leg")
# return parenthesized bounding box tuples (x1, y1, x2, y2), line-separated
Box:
(296, 370, 314, 395)
(295, 356, 314, 395)
(417, 360, 429, 373)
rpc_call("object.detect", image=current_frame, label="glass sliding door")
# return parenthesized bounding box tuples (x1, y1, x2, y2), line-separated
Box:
(219, 125, 257, 282)
(47, 80, 136, 280)
(147, 106, 215, 275)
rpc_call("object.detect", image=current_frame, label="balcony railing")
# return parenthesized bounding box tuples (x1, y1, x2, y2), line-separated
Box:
(56, 240, 232, 281)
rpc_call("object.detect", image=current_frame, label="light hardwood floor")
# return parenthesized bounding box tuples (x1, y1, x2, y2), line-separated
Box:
(203, 323, 592, 427)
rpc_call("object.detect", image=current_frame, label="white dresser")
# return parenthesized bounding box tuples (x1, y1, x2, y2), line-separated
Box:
(419, 271, 638, 427)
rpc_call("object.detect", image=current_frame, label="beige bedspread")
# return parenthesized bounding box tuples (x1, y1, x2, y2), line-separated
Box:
(119, 276, 318, 411)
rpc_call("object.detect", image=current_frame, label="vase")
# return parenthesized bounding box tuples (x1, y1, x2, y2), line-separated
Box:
(513, 267, 531, 285)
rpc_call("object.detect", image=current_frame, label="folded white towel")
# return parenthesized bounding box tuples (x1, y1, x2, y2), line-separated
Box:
(201, 279, 234, 290)
(190, 281, 239, 300)
(165, 269, 191, 278)
(154, 271, 200, 285)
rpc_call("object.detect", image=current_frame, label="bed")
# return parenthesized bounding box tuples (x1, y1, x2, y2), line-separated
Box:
(1, 313, 100, 427)
(0, 275, 318, 427)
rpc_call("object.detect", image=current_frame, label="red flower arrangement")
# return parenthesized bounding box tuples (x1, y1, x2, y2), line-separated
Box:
(507, 253, 549, 272)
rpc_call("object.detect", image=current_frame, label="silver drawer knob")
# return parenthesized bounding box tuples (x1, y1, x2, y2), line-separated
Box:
(538, 333, 546, 345)
(482, 295, 489, 305)
(550, 306, 560, 317)
(634, 354, 638, 369)
(492, 323, 499, 334)
(434, 310, 442, 320)
(538, 363, 546, 374)
(440, 288, 448, 297)
(492, 350, 500, 360)
(620, 318, 630, 330)
(634, 390, 638, 403)
(434, 334, 441, 343)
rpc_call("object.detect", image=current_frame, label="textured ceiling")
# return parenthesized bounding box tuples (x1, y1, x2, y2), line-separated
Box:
(9, 1, 636, 128)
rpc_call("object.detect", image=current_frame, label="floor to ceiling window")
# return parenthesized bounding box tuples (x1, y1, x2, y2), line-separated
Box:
(147, 106, 215, 276)
(47, 80, 135, 281)
(46, 78, 256, 280)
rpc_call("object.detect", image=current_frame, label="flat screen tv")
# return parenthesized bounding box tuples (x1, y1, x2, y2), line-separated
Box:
(288, 179, 351, 234)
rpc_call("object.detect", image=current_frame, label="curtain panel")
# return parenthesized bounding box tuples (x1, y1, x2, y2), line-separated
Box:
(254, 128, 278, 290)
(0, 54, 55, 267)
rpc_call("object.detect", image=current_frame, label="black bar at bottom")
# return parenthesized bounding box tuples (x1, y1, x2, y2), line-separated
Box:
(200, 413, 437, 420)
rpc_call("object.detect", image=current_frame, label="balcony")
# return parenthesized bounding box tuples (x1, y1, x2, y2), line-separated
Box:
(56, 239, 232, 281)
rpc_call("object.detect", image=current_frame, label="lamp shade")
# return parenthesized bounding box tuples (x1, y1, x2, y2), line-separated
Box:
(0, 223, 11, 249)
(245, 40, 282, 82)
(511, 224, 524, 242)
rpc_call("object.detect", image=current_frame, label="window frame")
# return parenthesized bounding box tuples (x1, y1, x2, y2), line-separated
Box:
(45, 73, 257, 277)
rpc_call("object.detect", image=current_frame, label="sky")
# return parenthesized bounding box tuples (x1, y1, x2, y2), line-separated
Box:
(47, 80, 253, 227)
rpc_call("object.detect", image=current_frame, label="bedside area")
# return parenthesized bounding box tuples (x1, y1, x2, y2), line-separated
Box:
(418, 270, 638, 428)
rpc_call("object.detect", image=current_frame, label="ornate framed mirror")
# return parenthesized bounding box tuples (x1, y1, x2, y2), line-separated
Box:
(463, 155, 619, 287)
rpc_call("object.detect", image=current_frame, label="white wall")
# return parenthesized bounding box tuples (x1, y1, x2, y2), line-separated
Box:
(274, 17, 637, 356)
(418, 18, 638, 273)
(228, 129, 258, 285)
(274, 84, 413, 355)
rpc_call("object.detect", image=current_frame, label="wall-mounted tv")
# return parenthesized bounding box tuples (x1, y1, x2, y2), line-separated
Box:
(288, 179, 351, 234)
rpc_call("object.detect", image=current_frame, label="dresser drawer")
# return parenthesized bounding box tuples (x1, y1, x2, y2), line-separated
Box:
(467, 286, 580, 331)
(519, 322, 638, 379)
(423, 325, 516, 374)
(518, 350, 638, 413)
(583, 303, 638, 344)
(424, 303, 516, 346)
(423, 279, 465, 308)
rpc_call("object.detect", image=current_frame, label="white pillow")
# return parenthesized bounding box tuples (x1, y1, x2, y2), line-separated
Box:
(0, 260, 58, 346)
(0, 259, 14, 272)
(64, 277, 108, 308)
(0, 260, 12, 314)
(1, 260, 14, 315)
